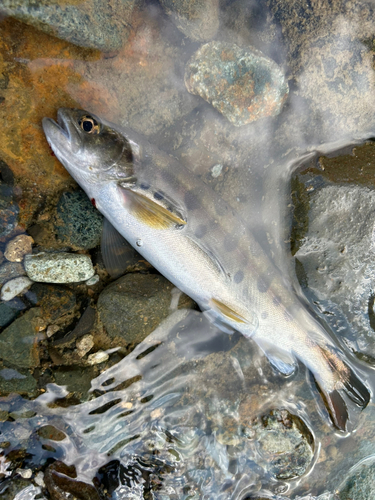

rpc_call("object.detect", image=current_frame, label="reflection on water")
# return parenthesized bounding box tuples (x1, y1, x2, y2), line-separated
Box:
(0, 0, 375, 499)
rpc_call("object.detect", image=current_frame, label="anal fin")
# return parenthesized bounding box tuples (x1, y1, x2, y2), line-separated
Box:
(210, 298, 248, 325)
(253, 337, 297, 376)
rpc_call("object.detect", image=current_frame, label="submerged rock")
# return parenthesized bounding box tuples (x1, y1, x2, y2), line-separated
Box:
(0, 301, 20, 328)
(338, 457, 375, 500)
(0, 308, 42, 368)
(0, 0, 138, 51)
(0, 261, 25, 285)
(0, 183, 19, 238)
(0, 276, 33, 302)
(4, 234, 33, 262)
(245, 409, 314, 480)
(54, 191, 103, 251)
(295, 184, 375, 362)
(159, 0, 219, 42)
(24, 252, 95, 283)
(185, 41, 288, 126)
(98, 273, 194, 346)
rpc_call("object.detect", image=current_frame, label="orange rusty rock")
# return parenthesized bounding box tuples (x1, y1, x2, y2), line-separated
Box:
(0, 18, 100, 227)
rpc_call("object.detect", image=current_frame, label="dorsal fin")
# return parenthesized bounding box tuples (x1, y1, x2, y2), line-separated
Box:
(118, 185, 186, 230)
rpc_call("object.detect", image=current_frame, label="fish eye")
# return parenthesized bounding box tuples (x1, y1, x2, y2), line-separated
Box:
(78, 115, 100, 134)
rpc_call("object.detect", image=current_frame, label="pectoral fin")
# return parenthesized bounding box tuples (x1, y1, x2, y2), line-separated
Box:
(119, 185, 186, 229)
(101, 218, 138, 278)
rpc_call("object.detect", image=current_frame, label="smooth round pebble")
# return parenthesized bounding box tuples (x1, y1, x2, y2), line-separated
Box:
(87, 351, 109, 365)
(24, 252, 95, 283)
(4, 234, 34, 262)
(86, 274, 100, 286)
(0, 276, 33, 302)
(76, 334, 94, 358)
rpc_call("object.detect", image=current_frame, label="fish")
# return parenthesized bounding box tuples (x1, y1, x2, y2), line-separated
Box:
(43, 108, 370, 430)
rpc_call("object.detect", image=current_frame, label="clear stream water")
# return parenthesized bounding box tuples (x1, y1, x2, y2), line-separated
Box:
(1, 1, 375, 499)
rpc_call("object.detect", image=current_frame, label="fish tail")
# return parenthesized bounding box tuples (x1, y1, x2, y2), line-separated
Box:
(316, 354, 370, 431)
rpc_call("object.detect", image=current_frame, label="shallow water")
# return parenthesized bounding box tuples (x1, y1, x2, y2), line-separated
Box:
(1, 1, 375, 499)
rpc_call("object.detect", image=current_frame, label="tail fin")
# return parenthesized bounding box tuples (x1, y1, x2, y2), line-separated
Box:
(317, 365, 370, 431)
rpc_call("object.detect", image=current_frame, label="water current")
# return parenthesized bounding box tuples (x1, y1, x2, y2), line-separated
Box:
(1, 1, 375, 499)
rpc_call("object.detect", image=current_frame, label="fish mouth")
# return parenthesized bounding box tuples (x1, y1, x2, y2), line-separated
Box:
(42, 108, 82, 157)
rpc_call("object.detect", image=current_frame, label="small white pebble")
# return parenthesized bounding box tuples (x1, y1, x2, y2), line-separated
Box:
(86, 274, 100, 286)
(35, 471, 45, 487)
(4, 234, 34, 262)
(16, 468, 32, 479)
(76, 334, 94, 358)
(87, 351, 109, 365)
(46, 324, 60, 338)
(0, 276, 33, 301)
(211, 164, 223, 178)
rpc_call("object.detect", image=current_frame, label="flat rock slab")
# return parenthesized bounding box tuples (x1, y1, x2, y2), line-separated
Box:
(185, 41, 289, 126)
(25, 252, 95, 283)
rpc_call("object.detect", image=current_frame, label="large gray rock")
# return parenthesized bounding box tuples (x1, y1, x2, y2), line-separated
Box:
(0, 0, 138, 51)
(295, 184, 375, 361)
(98, 273, 194, 346)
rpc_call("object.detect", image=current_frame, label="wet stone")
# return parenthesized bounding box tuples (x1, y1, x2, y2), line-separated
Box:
(246, 409, 314, 480)
(0, 301, 20, 328)
(26, 283, 76, 323)
(98, 273, 194, 346)
(0, 0, 138, 51)
(24, 252, 95, 283)
(37, 425, 66, 441)
(159, 0, 219, 42)
(0, 261, 25, 285)
(54, 191, 103, 250)
(0, 276, 33, 302)
(4, 234, 33, 262)
(44, 461, 101, 500)
(0, 183, 19, 238)
(0, 308, 41, 368)
(338, 458, 375, 500)
(185, 41, 289, 126)
(0, 369, 38, 397)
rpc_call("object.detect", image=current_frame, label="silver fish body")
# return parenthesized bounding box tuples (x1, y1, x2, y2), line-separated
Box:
(43, 108, 370, 430)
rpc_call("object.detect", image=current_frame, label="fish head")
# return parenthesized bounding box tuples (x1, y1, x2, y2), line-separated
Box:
(42, 108, 134, 192)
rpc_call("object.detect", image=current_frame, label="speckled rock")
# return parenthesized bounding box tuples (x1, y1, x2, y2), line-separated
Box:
(98, 273, 194, 346)
(185, 41, 289, 126)
(54, 191, 103, 250)
(159, 0, 219, 42)
(24, 252, 95, 283)
(4, 234, 33, 262)
(245, 409, 314, 480)
(0, 308, 41, 368)
(0, 276, 33, 301)
(0, 0, 138, 51)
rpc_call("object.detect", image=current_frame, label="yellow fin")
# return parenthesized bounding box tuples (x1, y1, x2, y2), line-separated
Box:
(119, 187, 186, 229)
(210, 298, 248, 324)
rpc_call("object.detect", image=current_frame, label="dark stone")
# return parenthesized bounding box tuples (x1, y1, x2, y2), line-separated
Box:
(44, 461, 101, 500)
(0, 301, 20, 328)
(98, 273, 194, 346)
(0, 308, 41, 368)
(26, 283, 76, 323)
(0, 183, 19, 237)
(55, 190, 103, 250)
